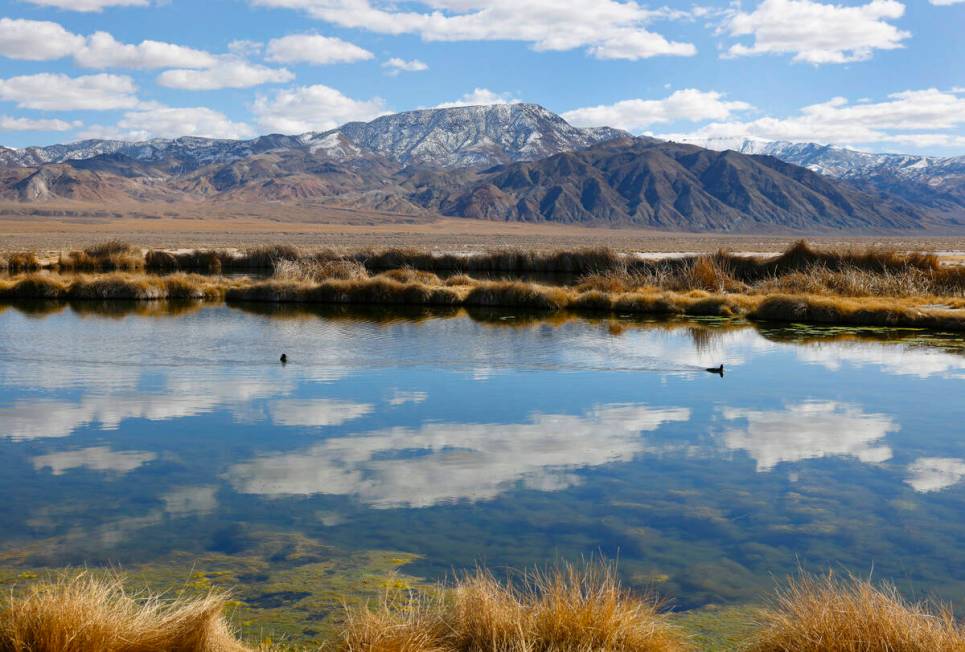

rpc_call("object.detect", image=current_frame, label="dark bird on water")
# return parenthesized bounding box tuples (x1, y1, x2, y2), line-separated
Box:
(280, 354, 288, 364)
(706, 364, 724, 377)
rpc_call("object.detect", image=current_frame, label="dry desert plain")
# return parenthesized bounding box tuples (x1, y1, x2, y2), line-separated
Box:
(2, 201, 965, 260)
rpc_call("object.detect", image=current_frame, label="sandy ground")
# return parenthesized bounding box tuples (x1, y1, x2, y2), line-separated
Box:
(3, 202, 965, 256)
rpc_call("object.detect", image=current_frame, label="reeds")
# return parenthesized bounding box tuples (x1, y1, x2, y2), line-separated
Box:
(748, 571, 965, 652)
(0, 273, 223, 302)
(0, 572, 249, 652)
(58, 241, 144, 272)
(339, 562, 685, 652)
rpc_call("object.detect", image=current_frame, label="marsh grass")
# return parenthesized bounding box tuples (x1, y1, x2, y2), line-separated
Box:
(2, 253, 43, 273)
(58, 241, 144, 272)
(748, 571, 965, 652)
(340, 562, 685, 652)
(0, 572, 249, 652)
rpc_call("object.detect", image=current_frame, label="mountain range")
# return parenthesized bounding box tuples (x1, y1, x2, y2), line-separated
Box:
(1, 103, 962, 232)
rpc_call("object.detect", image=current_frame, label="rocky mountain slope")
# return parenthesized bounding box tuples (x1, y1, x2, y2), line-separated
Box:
(407, 138, 935, 231)
(1, 104, 961, 232)
(678, 137, 965, 215)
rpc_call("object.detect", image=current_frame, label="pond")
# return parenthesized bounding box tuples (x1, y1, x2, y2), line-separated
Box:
(1, 302, 964, 640)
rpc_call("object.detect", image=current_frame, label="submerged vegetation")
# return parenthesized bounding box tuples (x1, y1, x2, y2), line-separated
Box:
(2, 241, 964, 331)
(3, 566, 964, 652)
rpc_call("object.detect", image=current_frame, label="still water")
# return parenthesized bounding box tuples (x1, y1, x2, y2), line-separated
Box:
(1, 303, 964, 634)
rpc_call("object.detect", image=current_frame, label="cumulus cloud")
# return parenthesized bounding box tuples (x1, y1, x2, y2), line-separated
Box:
(21, 0, 150, 10)
(795, 342, 965, 379)
(721, 401, 898, 472)
(382, 57, 429, 75)
(250, 0, 696, 60)
(253, 84, 389, 133)
(74, 32, 217, 69)
(266, 34, 373, 64)
(157, 60, 294, 90)
(33, 446, 156, 476)
(906, 458, 965, 493)
(0, 18, 85, 60)
(724, 0, 909, 64)
(268, 399, 374, 427)
(79, 106, 255, 140)
(226, 403, 691, 507)
(662, 88, 965, 149)
(434, 88, 520, 108)
(562, 89, 753, 132)
(0, 116, 80, 131)
(930, 0, 964, 4)
(0, 19, 215, 69)
(388, 390, 428, 406)
(0, 73, 139, 111)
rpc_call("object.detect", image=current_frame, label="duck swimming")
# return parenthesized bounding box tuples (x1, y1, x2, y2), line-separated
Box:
(280, 354, 288, 364)
(705, 364, 724, 377)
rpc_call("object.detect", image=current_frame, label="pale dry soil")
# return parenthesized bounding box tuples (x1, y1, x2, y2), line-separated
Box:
(3, 201, 965, 257)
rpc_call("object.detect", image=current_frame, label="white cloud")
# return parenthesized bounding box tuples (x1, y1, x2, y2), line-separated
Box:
(157, 60, 294, 90)
(929, 0, 964, 4)
(388, 390, 428, 406)
(0, 19, 215, 70)
(724, 0, 910, 64)
(21, 0, 150, 10)
(74, 32, 217, 69)
(382, 57, 429, 75)
(162, 486, 218, 515)
(0, 116, 80, 131)
(562, 89, 753, 132)
(253, 84, 389, 133)
(906, 458, 965, 493)
(0, 18, 85, 60)
(434, 88, 520, 108)
(250, 0, 696, 60)
(268, 399, 373, 426)
(266, 34, 373, 64)
(662, 89, 965, 149)
(33, 446, 156, 476)
(721, 401, 898, 472)
(79, 106, 255, 140)
(0, 73, 139, 111)
(796, 342, 965, 379)
(227, 403, 691, 507)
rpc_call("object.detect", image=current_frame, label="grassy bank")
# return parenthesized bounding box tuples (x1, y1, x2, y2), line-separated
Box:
(3, 566, 963, 651)
(2, 241, 965, 331)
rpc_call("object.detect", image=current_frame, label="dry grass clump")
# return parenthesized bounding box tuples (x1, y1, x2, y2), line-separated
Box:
(464, 282, 570, 311)
(3, 253, 43, 273)
(274, 258, 369, 283)
(359, 248, 622, 275)
(749, 294, 965, 330)
(0, 273, 221, 302)
(0, 572, 249, 652)
(58, 241, 143, 272)
(748, 572, 965, 652)
(339, 562, 685, 652)
(226, 278, 460, 307)
(376, 268, 442, 285)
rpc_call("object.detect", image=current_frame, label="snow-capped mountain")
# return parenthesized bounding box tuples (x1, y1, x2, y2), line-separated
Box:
(676, 137, 965, 213)
(336, 103, 628, 167)
(0, 104, 629, 171)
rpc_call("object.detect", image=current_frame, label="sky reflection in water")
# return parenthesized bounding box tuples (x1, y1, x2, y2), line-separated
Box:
(0, 305, 964, 608)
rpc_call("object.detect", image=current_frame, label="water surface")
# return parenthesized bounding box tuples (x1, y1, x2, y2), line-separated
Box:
(1, 303, 964, 635)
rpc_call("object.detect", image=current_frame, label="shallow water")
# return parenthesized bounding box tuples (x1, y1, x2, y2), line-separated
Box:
(1, 304, 964, 626)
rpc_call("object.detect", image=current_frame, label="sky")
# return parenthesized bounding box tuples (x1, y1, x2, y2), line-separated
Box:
(0, 0, 962, 154)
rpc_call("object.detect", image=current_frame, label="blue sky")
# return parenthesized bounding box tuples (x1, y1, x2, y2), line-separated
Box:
(0, 0, 962, 153)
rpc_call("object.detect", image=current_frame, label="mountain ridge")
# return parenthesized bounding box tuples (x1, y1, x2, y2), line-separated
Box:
(1, 104, 961, 232)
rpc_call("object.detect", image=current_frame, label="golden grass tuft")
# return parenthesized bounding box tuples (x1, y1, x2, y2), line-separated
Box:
(0, 572, 249, 652)
(3, 253, 43, 273)
(59, 241, 143, 272)
(463, 282, 570, 311)
(748, 571, 965, 652)
(339, 562, 686, 652)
